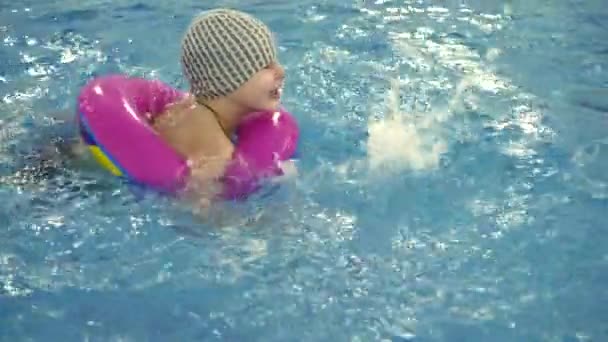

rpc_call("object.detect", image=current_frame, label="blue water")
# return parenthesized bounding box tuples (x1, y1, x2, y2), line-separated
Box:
(1, 0, 607, 341)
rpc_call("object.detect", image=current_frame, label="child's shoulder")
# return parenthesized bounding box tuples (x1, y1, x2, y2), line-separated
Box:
(151, 96, 196, 131)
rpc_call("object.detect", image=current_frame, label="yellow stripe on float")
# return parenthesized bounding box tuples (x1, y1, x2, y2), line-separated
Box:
(88, 146, 123, 176)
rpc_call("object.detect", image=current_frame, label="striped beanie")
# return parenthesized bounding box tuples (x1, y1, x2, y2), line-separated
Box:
(181, 8, 277, 101)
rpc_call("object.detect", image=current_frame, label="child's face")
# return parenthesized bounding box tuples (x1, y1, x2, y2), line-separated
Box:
(228, 62, 285, 112)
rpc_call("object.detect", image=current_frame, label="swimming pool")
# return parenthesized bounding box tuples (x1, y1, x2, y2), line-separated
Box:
(1, 0, 607, 340)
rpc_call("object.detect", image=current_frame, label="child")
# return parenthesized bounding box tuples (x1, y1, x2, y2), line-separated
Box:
(3, 9, 289, 209)
(152, 8, 287, 202)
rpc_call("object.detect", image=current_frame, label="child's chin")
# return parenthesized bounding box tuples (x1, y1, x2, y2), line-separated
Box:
(252, 101, 281, 113)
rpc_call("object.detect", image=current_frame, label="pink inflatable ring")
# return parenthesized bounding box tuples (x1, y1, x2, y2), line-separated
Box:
(77, 74, 299, 200)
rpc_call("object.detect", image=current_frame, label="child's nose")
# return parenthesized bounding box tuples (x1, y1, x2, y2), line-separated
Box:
(273, 63, 285, 81)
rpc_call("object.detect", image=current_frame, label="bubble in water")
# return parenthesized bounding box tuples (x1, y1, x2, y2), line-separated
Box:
(570, 137, 608, 199)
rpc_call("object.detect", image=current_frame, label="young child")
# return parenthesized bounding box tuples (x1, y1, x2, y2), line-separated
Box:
(3, 8, 289, 209)
(152, 8, 287, 201)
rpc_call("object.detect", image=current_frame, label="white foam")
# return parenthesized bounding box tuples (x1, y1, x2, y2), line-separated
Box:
(366, 78, 448, 173)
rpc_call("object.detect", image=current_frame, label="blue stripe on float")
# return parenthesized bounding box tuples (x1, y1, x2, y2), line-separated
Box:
(78, 111, 130, 179)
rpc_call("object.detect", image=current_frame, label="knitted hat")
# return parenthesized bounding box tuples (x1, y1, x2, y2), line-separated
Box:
(181, 9, 277, 100)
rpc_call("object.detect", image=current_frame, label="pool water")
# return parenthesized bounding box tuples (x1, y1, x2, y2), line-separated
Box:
(1, 0, 607, 341)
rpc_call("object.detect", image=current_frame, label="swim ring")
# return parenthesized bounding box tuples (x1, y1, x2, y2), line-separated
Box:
(77, 74, 299, 200)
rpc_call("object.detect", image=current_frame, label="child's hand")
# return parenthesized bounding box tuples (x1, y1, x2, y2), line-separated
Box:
(274, 159, 298, 183)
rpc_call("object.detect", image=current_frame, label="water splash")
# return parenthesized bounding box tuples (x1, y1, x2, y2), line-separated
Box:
(366, 77, 448, 173)
(365, 66, 483, 174)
